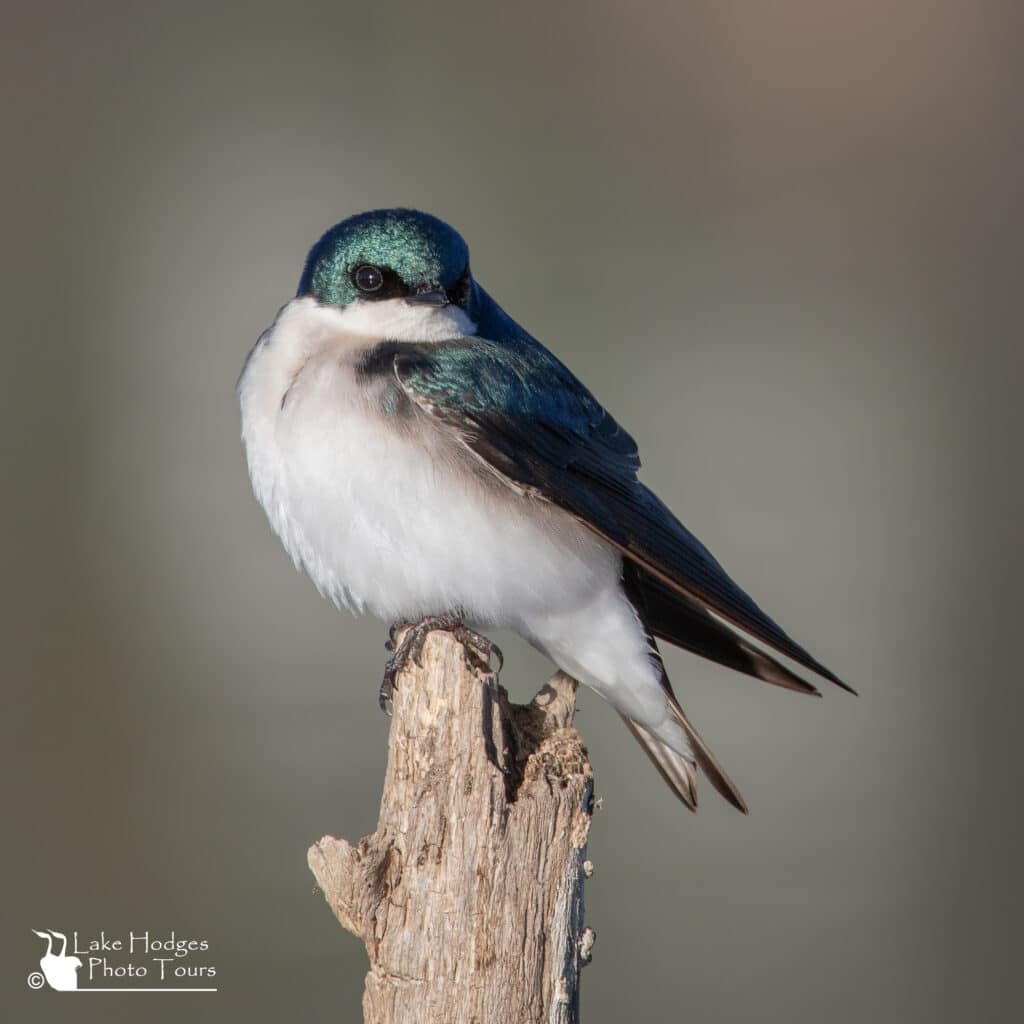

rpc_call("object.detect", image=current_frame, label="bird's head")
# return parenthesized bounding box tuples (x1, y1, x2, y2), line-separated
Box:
(297, 209, 478, 340)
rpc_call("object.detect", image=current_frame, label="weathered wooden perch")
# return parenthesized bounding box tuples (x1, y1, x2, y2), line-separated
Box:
(308, 629, 595, 1024)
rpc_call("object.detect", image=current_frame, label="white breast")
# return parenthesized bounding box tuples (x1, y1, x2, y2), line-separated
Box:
(238, 299, 623, 630)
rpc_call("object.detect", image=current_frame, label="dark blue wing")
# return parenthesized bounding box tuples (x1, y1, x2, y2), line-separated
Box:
(393, 336, 849, 691)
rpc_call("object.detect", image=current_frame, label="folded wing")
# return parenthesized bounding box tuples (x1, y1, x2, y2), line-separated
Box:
(388, 335, 850, 694)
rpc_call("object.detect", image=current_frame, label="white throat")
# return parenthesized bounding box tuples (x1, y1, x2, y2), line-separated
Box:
(332, 297, 476, 342)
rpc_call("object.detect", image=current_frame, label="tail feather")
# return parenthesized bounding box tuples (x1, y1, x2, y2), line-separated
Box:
(619, 713, 699, 811)
(666, 694, 748, 813)
(624, 626, 749, 813)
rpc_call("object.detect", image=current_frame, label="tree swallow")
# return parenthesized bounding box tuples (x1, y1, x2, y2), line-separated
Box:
(239, 208, 852, 813)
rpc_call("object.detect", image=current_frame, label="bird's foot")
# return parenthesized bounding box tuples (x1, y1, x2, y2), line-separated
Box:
(378, 613, 504, 716)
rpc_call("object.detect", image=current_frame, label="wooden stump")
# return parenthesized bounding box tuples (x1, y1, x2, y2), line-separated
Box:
(308, 629, 595, 1023)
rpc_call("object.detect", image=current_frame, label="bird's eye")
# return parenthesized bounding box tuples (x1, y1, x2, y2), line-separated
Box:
(353, 264, 384, 293)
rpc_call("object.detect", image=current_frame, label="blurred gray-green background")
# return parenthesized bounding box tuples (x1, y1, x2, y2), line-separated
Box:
(3, 2, 1021, 1021)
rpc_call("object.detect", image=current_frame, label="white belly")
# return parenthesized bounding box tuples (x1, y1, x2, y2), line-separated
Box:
(278, 403, 619, 627)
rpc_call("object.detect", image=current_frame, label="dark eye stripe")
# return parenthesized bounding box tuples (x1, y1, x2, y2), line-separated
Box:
(350, 264, 410, 301)
(348, 263, 472, 306)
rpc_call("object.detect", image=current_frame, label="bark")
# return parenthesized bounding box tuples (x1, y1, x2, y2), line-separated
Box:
(308, 629, 595, 1023)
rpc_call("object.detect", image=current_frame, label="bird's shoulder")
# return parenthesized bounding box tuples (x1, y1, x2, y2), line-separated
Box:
(361, 304, 641, 473)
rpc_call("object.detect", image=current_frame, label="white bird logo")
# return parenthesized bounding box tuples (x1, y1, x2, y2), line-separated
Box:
(30, 929, 82, 991)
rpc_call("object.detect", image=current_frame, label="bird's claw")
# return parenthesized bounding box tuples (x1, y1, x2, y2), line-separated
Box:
(384, 620, 408, 653)
(378, 676, 395, 716)
(454, 626, 503, 675)
(378, 615, 502, 715)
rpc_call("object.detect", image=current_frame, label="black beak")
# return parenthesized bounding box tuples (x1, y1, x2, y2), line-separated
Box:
(405, 288, 449, 307)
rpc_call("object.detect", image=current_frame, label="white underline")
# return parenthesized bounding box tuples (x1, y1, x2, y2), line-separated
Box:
(71, 988, 218, 992)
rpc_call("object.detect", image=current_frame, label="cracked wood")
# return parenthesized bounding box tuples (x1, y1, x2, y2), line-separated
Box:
(308, 630, 595, 1023)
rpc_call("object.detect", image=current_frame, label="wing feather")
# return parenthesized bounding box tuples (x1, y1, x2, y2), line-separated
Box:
(389, 337, 850, 693)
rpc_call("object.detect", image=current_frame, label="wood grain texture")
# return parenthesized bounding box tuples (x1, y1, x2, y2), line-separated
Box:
(308, 630, 595, 1023)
